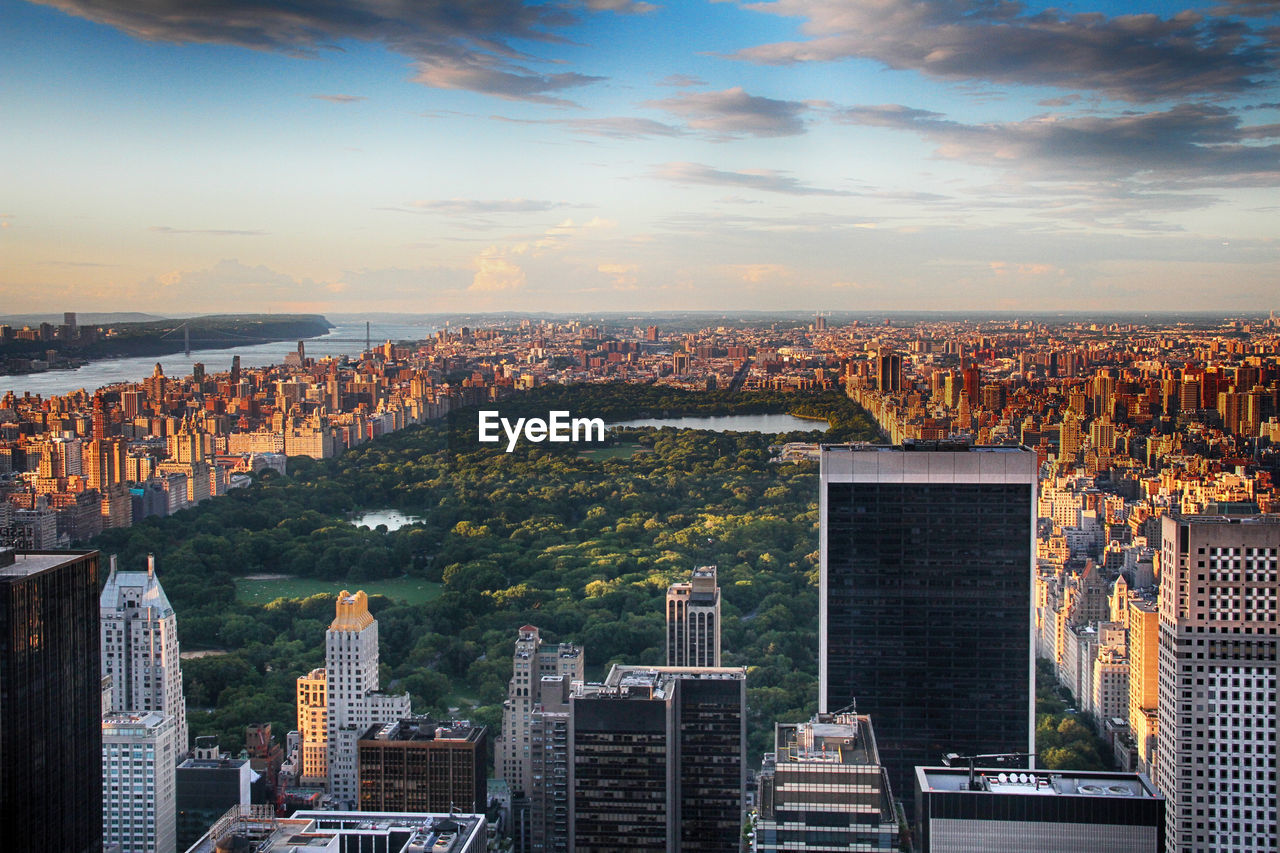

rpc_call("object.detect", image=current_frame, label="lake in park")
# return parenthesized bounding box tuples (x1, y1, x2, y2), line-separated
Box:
(608, 414, 828, 433)
(350, 510, 424, 531)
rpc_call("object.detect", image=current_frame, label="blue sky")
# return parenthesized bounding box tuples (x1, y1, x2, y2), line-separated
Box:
(2, 0, 1278, 314)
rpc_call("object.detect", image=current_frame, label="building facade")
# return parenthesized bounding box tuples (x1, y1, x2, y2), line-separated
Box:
(0, 548, 103, 853)
(323, 590, 411, 807)
(666, 565, 721, 667)
(296, 667, 328, 786)
(569, 665, 746, 853)
(357, 717, 487, 813)
(914, 766, 1164, 853)
(100, 554, 188, 756)
(102, 711, 179, 853)
(756, 713, 900, 852)
(1155, 514, 1279, 853)
(819, 443, 1037, 803)
(175, 737, 256, 853)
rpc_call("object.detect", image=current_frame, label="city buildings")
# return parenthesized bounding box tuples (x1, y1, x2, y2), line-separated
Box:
(1155, 513, 1279, 853)
(666, 565, 721, 667)
(102, 710, 180, 853)
(357, 717, 488, 814)
(100, 553, 189, 756)
(569, 665, 746, 853)
(296, 667, 328, 786)
(0, 547, 103, 853)
(495, 623, 584, 847)
(318, 590, 411, 807)
(914, 766, 1164, 852)
(175, 736, 259, 853)
(183, 806, 487, 853)
(819, 442, 1038, 803)
(756, 712, 900, 852)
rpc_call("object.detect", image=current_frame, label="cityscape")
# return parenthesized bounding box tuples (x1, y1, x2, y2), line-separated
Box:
(4, 0, 1280, 851)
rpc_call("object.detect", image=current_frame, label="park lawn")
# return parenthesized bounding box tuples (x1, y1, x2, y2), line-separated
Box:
(577, 441, 650, 460)
(234, 575, 443, 606)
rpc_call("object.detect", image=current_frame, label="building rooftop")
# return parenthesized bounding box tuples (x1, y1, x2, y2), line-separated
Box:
(572, 665, 745, 702)
(183, 807, 485, 853)
(772, 713, 880, 767)
(360, 717, 484, 744)
(329, 589, 374, 631)
(916, 767, 1161, 800)
(0, 549, 93, 577)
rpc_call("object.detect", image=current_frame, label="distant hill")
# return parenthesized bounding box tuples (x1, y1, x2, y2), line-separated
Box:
(0, 312, 168, 326)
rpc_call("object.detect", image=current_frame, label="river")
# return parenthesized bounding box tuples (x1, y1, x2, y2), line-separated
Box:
(3, 320, 437, 398)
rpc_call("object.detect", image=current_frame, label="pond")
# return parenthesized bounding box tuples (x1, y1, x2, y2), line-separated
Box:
(608, 413, 828, 433)
(349, 509, 424, 531)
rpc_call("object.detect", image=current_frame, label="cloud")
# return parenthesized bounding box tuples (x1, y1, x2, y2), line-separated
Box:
(408, 198, 564, 215)
(565, 117, 686, 139)
(148, 226, 268, 236)
(837, 103, 1280, 186)
(412, 57, 603, 106)
(644, 86, 809, 137)
(37, 0, 603, 102)
(658, 73, 707, 87)
(598, 262, 639, 289)
(310, 94, 366, 104)
(727, 263, 792, 283)
(651, 161, 853, 196)
(584, 0, 658, 13)
(471, 252, 527, 291)
(729, 0, 1277, 102)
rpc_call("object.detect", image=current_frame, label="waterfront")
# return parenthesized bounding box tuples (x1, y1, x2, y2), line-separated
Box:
(2, 320, 435, 398)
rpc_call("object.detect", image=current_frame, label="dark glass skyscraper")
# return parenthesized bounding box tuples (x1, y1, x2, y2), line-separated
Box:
(819, 444, 1036, 804)
(0, 548, 103, 853)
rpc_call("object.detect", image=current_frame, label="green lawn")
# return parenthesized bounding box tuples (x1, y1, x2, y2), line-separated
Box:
(577, 441, 651, 460)
(234, 575, 444, 606)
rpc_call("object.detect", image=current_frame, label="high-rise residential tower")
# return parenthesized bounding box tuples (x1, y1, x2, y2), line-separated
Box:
(323, 590, 411, 807)
(100, 554, 188, 756)
(1155, 514, 1279, 853)
(102, 710, 179, 853)
(819, 442, 1037, 803)
(666, 565, 721, 667)
(496, 626, 584, 803)
(0, 548, 103, 853)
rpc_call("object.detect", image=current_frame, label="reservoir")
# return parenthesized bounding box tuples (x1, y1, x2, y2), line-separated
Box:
(350, 510, 424, 531)
(609, 414, 828, 433)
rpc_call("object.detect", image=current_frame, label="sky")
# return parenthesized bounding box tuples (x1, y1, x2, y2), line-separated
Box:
(2, 0, 1278, 315)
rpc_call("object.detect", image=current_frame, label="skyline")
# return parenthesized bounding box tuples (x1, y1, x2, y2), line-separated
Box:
(3, 0, 1279, 314)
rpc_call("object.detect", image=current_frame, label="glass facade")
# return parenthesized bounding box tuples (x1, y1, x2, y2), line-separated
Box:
(823, 478, 1033, 803)
(0, 550, 103, 853)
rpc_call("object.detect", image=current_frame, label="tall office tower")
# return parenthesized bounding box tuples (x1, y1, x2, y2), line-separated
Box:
(1155, 514, 1279, 853)
(819, 443, 1037, 804)
(324, 590, 411, 807)
(102, 711, 179, 853)
(496, 626, 584, 806)
(100, 554, 189, 757)
(357, 718, 487, 813)
(0, 548, 103, 853)
(569, 665, 746, 853)
(756, 713, 900, 852)
(666, 565, 721, 667)
(297, 667, 329, 786)
(876, 349, 903, 393)
(175, 736, 257, 853)
(914, 767, 1164, 853)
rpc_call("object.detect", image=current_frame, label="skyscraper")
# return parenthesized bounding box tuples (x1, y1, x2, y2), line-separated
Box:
(357, 717, 487, 813)
(819, 442, 1037, 803)
(102, 710, 179, 853)
(666, 565, 721, 667)
(756, 712, 900, 852)
(296, 667, 328, 786)
(100, 554, 188, 756)
(1155, 513, 1279, 853)
(496, 625, 584, 804)
(323, 590, 411, 807)
(569, 665, 746, 853)
(0, 547, 103, 853)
